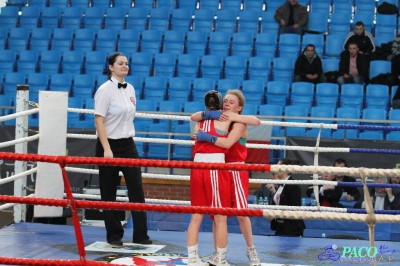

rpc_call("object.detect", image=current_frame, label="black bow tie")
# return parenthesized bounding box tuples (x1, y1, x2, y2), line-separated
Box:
(118, 82, 127, 89)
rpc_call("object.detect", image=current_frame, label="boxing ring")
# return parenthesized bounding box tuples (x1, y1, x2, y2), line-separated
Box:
(1, 88, 400, 265)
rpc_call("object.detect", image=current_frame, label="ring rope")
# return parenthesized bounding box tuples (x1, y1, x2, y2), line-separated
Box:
(0, 168, 37, 186)
(0, 134, 39, 149)
(0, 108, 38, 122)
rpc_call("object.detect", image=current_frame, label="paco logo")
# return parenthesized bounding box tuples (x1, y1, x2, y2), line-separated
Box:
(318, 244, 395, 263)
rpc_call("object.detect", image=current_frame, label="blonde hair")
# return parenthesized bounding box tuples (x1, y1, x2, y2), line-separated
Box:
(226, 89, 245, 114)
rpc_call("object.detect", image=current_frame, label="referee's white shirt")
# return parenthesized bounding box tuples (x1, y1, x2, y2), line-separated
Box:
(94, 77, 137, 139)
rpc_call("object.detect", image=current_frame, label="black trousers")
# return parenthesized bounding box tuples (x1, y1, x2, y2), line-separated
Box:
(95, 137, 149, 244)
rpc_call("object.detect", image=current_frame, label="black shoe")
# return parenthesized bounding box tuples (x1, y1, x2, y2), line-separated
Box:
(134, 239, 153, 245)
(109, 239, 123, 246)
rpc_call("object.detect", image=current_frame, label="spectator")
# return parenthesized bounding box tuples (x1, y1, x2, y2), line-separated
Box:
(387, 34, 400, 61)
(354, 176, 400, 210)
(343, 21, 375, 56)
(391, 54, 400, 109)
(268, 158, 305, 237)
(337, 42, 369, 86)
(333, 158, 361, 201)
(294, 44, 323, 84)
(306, 173, 343, 207)
(389, 173, 400, 210)
(274, 0, 308, 35)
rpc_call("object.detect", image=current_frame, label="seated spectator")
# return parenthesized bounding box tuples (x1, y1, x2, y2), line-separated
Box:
(337, 43, 369, 86)
(294, 44, 323, 84)
(306, 173, 343, 208)
(333, 158, 361, 201)
(267, 158, 305, 237)
(387, 34, 400, 61)
(274, 0, 308, 35)
(391, 54, 400, 109)
(354, 176, 400, 210)
(343, 21, 375, 57)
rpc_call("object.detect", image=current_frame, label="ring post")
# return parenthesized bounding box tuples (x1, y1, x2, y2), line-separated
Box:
(14, 84, 29, 223)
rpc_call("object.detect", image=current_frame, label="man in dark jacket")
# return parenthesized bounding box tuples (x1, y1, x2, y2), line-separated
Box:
(294, 44, 323, 84)
(337, 42, 369, 86)
(354, 176, 400, 210)
(274, 0, 308, 35)
(343, 21, 375, 56)
(333, 158, 361, 202)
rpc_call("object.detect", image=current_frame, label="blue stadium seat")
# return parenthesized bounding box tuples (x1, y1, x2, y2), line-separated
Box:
(148, 8, 171, 31)
(26, 73, 50, 98)
(243, 0, 265, 11)
(129, 52, 154, 78)
(135, 98, 157, 133)
(388, 108, 400, 127)
(340, 83, 364, 112)
(352, 11, 374, 33)
(199, 0, 221, 10)
(192, 78, 217, 102)
(177, 0, 198, 9)
(266, 0, 286, 12)
(71, 0, 89, 8)
(143, 76, 168, 102)
(16, 50, 39, 74)
(125, 75, 144, 99)
(153, 53, 177, 77)
(67, 97, 85, 128)
(237, 10, 260, 34)
(217, 78, 241, 96)
(147, 123, 171, 159)
(185, 31, 208, 56)
(359, 131, 384, 141)
(170, 8, 193, 31)
(184, 101, 204, 113)
(40, 6, 62, 28)
(242, 79, 266, 105)
(324, 34, 346, 58)
(7, 28, 30, 50)
(265, 81, 290, 108)
(61, 7, 83, 29)
(221, 0, 242, 11)
(260, 10, 279, 34)
(365, 84, 390, 111)
(126, 7, 149, 30)
(369, 60, 391, 81)
(84, 51, 108, 75)
(163, 30, 186, 55)
(322, 58, 340, 73)
(73, 28, 96, 51)
(315, 83, 339, 109)
(332, 106, 360, 139)
(307, 11, 329, 34)
(224, 55, 247, 82)
(254, 33, 277, 57)
(272, 57, 294, 84)
(61, 50, 84, 74)
(18, 6, 40, 29)
(176, 54, 200, 78)
(139, 29, 163, 54)
(192, 9, 215, 32)
(72, 74, 96, 99)
(306, 106, 335, 138)
(230, 32, 255, 57)
(214, 9, 238, 33)
(301, 34, 324, 57)
(82, 6, 105, 29)
(0, 6, 19, 28)
(0, 28, 10, 50)
(39, 50, 62, 74)
(329, 12, 351, 35)
(158, 100, 182, 130)
(199, 54, 224, 80)
(208, 31, 232, 56)
(278, 33, 301, 60)
(29, 28, 52, 51)
(361, 107, 387, 137)
(242, 103, 258, 115)
(51, 28, 74, 51)
(290, 81, 314, 114)
(168, 77, 192, 102)
(0, 49, 17, 73)
(49, 0, 69, 8)
(284, 105, 309, 137)
(95, 28, 118, 52)
(3, 72, 27, 99)
(91, 0, 111, 9)
(172, 123, 193, 160)
(49, 73, 72, 94)
(117, 29, 141, 54)
(113, 0, 133, 8)
(156, 0, 177, 9)
(104, 7, 127, 30)
(248, 56, 271, 82)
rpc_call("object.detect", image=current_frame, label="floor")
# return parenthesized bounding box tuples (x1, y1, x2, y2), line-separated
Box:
(0, 222, 399, 266)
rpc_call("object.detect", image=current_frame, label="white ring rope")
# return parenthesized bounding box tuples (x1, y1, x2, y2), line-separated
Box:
(0, 168, 37, 186)
(0, 108, 38, 122)
(0, 134, 40, 149)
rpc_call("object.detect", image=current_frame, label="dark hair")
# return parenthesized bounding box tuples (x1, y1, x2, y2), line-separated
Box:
(334, 158, 347, 167)
(107, 52, 126, 80)
(279, 158, 300, 165)
(355, 21, 365, 28)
